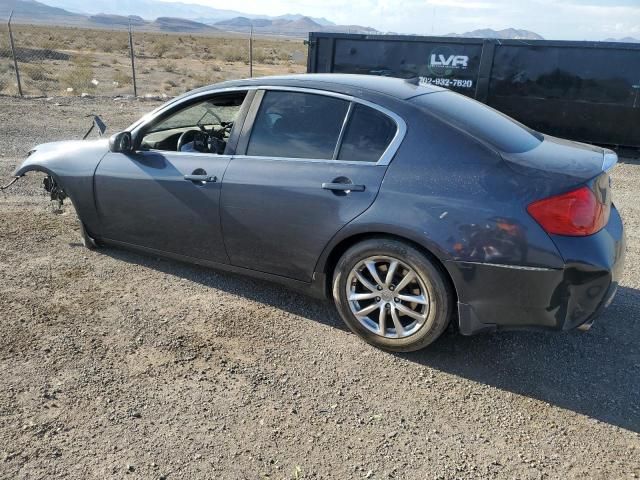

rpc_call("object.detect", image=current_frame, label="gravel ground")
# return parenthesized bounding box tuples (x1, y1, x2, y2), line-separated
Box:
(0, 96, 639, 480)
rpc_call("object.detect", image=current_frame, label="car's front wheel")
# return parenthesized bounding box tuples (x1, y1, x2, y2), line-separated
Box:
(332, 238, 453, 352)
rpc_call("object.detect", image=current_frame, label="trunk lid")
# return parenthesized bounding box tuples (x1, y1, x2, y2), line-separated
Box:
(501, 134, 613, 182)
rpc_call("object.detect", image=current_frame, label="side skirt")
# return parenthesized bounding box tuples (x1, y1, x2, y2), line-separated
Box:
(99, 237, 328, 299)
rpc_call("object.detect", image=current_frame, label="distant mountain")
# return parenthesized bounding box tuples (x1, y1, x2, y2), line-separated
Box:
(280, 17, 323, 30)
(2, 0, 369, 36)
(604, 37, 639, 43)
(216, 15, 376, 36)
(215, 16, 254, 28)
(89, 14, 146, 27)
(153, 17, 218, 33)
(274, 14, 335, 27)
(32, 0, 244, 22)
(0, 0, 85, 22)
(448, 28, 544, 40)
(37, 0, 336, 27)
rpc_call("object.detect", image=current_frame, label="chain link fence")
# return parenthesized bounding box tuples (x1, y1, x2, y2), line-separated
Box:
(0, 21, 18, 95)
(0, 20, 307, 98)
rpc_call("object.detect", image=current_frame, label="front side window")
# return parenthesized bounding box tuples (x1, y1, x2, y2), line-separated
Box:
(140, 91, 247, 154)
(338, 104, 397, 162)
(247, 91, 349, 159)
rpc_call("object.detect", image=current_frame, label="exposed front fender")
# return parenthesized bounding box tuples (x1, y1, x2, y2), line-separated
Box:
(12, 139, 110, 235)
(13, 140, 109, 177)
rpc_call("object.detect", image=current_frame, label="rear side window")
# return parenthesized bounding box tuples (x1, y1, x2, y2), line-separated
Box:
(247, 91, 349, 159)
(412, 91, 542, 153)
(338, 104, 397, 162)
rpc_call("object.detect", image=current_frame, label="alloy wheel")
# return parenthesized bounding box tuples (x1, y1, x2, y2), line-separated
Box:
(345, 255, 431, 338)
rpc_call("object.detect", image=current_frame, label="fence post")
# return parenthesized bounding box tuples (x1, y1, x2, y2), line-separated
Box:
(128, 22, 137, 97)
(249, 25, 253, 78)
(7, 11, 23, 97)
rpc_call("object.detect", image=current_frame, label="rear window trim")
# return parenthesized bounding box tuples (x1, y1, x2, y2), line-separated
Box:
(239, 86, 406, 166)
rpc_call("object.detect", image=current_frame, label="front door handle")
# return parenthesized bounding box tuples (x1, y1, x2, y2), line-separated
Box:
(184, 174, 217, 183)
(322, 182, 365, 192)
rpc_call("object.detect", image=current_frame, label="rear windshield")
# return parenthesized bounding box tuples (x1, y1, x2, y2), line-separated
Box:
(411, 91, 543, 153)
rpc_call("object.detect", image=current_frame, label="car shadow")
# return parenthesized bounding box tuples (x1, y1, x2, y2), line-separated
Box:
(98, 245, 640, 433)
(99, 245, 347, 331)
(400, 285, 640, 433)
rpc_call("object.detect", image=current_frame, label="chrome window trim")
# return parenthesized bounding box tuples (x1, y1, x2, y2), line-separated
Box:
(136, 150, 232, 159)
(249, 86, 407, 166)
(333, 101, 354, 160)
(230, 154, 386, 167)
(132, 85, 407, 167)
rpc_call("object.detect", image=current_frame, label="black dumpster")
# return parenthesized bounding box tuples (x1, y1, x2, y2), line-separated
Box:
(307, 32, 640, 148)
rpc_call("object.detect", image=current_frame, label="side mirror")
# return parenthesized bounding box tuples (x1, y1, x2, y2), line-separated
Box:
(109, 131, 133, 153)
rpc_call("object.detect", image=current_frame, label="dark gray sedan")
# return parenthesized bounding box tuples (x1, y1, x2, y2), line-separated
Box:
(13, 74, 626, 351)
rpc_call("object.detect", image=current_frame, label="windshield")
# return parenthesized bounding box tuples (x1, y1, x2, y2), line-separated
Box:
(147, 97, 243, 133)
(411, 91, 543, 154)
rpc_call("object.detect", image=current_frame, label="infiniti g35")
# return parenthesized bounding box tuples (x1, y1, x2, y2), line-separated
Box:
(12, 74, 626, 351)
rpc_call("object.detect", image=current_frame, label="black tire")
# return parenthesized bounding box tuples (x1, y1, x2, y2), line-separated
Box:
(332, 238, 453, 352)
(79, 220, 100, 250)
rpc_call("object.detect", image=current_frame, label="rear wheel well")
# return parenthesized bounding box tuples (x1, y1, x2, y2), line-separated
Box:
(323, 233, 458, 304)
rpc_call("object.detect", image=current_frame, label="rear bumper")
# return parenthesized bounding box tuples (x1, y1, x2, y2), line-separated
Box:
(448, 206, 626, 335)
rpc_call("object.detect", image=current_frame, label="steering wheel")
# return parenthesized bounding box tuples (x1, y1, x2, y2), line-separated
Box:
(177, 129, 202, 152)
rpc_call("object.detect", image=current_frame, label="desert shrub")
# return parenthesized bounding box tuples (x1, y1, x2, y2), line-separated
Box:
(60, 55, 95, 92)
(221, 45, 246, 62)
(189, 71, 221, 88)
(166, 48, 186, 60)
(21, 64, 54, 82)
(113, 69, 131, 86)
(252, 48, 268, 64)
(150, 40, 171, 58)
(159, 60, 177, 73)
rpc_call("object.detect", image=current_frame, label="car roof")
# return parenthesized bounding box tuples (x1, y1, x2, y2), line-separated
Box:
(190, 74, 446, 100)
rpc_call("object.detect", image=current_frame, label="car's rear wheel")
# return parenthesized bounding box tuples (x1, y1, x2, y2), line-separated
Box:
(332, 238, 453, 352)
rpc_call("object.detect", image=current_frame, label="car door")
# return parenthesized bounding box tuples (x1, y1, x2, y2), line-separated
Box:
(94, 90, 251, 263)
(220, 88, 405, 282)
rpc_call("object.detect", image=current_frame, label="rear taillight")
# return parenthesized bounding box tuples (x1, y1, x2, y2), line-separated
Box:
(527, 186, 610, 236)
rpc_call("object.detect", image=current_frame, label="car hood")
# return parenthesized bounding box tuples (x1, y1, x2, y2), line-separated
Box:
(13, 139, 110, 177)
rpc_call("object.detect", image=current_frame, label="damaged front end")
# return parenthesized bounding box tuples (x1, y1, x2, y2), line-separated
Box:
(42, 174, 68, 208)
(3, 115, 113, 240)
(3, 115, 109, 201)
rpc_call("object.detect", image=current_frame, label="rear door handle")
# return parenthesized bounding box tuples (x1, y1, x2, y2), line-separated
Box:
(322, 182, 365, 192)
(184, 174, 217, 183)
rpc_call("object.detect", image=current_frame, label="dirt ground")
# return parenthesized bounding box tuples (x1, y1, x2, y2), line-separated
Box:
(0, 96, 639, 479)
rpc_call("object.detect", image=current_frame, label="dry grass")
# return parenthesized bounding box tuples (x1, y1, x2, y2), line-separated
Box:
(3, 24, 308, 96)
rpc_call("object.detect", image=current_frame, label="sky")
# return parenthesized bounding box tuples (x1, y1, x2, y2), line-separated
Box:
(159, 0, 640, 40)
